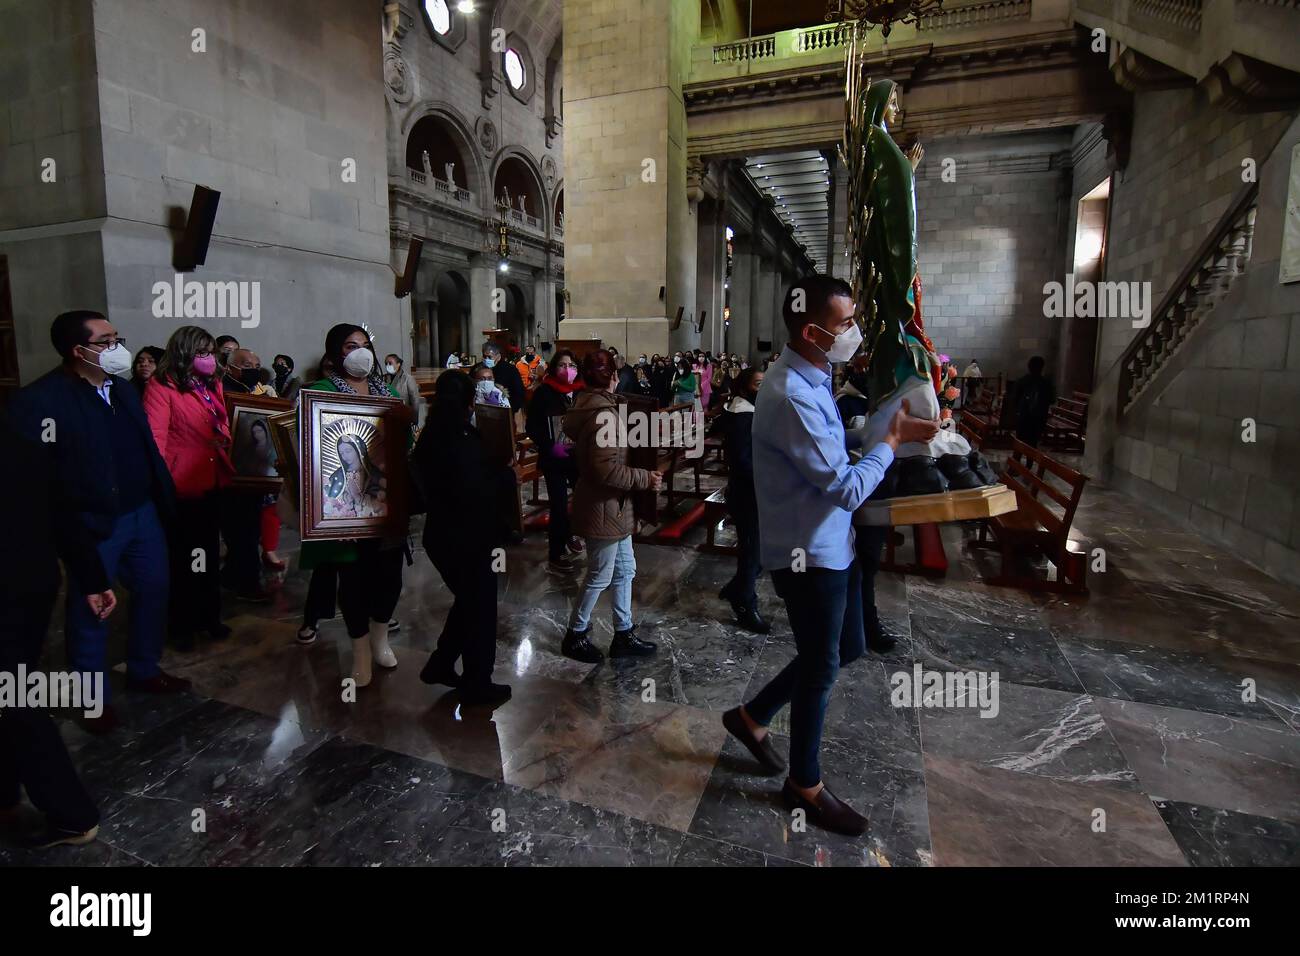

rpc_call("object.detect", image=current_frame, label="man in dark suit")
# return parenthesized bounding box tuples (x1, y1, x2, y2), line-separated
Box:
(7, 311, 190, 735)
(1, 413, 111, 846)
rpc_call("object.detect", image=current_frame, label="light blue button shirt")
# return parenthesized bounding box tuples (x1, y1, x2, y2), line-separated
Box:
(752, 349, 895, 571)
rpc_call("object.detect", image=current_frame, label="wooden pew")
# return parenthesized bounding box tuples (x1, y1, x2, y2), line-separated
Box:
(697, 488, 735, 555)
(1044, 393, 1089, 453)
(970, 437, 1089, 594)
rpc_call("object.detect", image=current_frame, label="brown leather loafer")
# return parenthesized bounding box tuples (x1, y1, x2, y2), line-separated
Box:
(722, 707, 786, 774)
(781, 780, 869, 836)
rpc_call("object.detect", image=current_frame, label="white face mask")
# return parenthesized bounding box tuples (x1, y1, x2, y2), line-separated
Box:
(812, 323, 863, 363)
(385, 363, 397, 375)
(475, 379, 502, 404)
(87, 342, 133, 377)
(342, 348, 374, 378)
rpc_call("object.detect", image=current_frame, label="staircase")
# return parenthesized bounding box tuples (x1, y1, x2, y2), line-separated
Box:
(1116, 182, 1259, 417)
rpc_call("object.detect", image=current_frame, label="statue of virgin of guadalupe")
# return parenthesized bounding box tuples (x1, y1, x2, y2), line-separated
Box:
(852, 79, 998, 497)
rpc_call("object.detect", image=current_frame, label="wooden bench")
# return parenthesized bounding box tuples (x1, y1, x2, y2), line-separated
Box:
(697, 488, 736, 555)
(1044, 394, 1089, 453)
(970, 438, 1089, 594)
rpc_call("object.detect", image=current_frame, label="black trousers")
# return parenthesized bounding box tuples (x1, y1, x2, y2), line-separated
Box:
(854, 524, 887, 634)
(0, 570, 99, 832)
(724, 490, 761, 609)
(542, 461, 574, 561)
(168, 492, 222, 637)
(427, 547, 499, 687)
(335, 544, 405, 639)
(219, 489, 262, 592)
(302, 567, 339, 629)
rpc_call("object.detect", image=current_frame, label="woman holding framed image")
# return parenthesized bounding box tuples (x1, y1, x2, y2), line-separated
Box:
(295, 324, 415, 689)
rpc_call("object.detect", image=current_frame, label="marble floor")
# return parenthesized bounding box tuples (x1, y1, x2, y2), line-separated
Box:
(3, 479, 1299, 867)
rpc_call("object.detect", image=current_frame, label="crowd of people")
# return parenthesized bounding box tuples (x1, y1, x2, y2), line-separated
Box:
(3, 274, 979, 847)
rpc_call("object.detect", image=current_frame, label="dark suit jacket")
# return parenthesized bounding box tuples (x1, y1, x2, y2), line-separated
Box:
(7, 366, 176, 542)
(491, 360, 526, 410)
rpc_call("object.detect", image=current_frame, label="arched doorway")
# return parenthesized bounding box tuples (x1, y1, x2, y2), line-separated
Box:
(493, 156, 542, 222)
(433, 271, 469, 365)
(500, 282, 528, 345)
(406, 116, 469, 188)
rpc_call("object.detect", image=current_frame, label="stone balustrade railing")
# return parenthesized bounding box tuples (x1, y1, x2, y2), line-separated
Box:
(1130, 0, 1202, 31)
(709, 1, 1035, 65)
(1117, 183, 1257, 415)
(917, 0, 1032, 30)
(712, 34, 777, 63)
(406, 169, 473, 205)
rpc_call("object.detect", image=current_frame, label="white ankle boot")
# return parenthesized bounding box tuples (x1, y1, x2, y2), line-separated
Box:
(351, 635, 373, 688)
(369, 619, 397, 669)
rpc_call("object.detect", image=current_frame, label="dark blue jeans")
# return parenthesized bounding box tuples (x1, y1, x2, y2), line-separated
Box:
(64, 501, 169, 702)
(744, 563, 864, 788)
(724, 491, 761, 610)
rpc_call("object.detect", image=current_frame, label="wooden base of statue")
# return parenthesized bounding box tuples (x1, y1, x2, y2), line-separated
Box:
(854, 483, 1018, 527)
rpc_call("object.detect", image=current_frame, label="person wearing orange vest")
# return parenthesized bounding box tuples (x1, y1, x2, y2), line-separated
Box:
(516, 344, 542, 391)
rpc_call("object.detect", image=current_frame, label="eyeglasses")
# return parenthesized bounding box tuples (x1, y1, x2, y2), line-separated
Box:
(89, 337, 126, 350)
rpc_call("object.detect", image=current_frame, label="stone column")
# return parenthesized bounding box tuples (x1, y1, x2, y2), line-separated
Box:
(562, 0, 696, 358)
(754, 256, 777, 355)
(771, 269, 790, 354)
(694, 197, 726, 354)
(532, 272, 555, 347)
(728, 235, 755, 362)
(469, 256, 499, 353)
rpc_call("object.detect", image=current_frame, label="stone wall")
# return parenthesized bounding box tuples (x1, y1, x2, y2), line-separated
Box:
(2, 0, 395, 379)
(0, 0, 108, 372)
(1099, 95, 1300, 585)
(914, 130, 1071, 378)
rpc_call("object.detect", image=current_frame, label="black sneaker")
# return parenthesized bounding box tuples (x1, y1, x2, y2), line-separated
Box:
(296, 625, 318, 646)
(734, 606, 772, 635)
(561, 628, 604, 663)
(610, 626, 656, 658)
(388, 619, 401, 633)
(867, 618, 900, 654)
(459, 682, 512, 707)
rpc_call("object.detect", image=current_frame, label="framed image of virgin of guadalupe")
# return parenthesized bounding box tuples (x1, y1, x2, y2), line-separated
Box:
(299, 389, 407, 541)
(225, 392, 292, 493)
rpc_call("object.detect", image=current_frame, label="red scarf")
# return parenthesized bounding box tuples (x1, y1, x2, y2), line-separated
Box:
(543, 373, 585, 395)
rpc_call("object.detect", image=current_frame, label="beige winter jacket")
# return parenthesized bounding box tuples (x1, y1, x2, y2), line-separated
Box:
(565, 388, 655, 541)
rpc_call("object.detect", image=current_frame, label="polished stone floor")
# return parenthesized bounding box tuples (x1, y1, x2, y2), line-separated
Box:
(4, 477, 1299, 867)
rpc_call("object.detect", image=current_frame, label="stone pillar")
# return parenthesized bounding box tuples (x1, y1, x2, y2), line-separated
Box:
(469, 256, 498, 353)
(754, 257, 777, 355)
(532, 273, 555, 347)
(694, 197, 726, 354)
(728, 236, 755, 361)
(561, 0, 696, 358)
(771, 269, 790, 354)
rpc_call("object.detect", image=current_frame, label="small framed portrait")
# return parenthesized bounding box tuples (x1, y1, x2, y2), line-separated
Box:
(225, 392, 292, 493)
(299, 389, 407, 541)
(267, 408, 300, 509)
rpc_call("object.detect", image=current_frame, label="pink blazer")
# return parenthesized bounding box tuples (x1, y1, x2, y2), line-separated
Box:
(143, 376, 234, 499)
